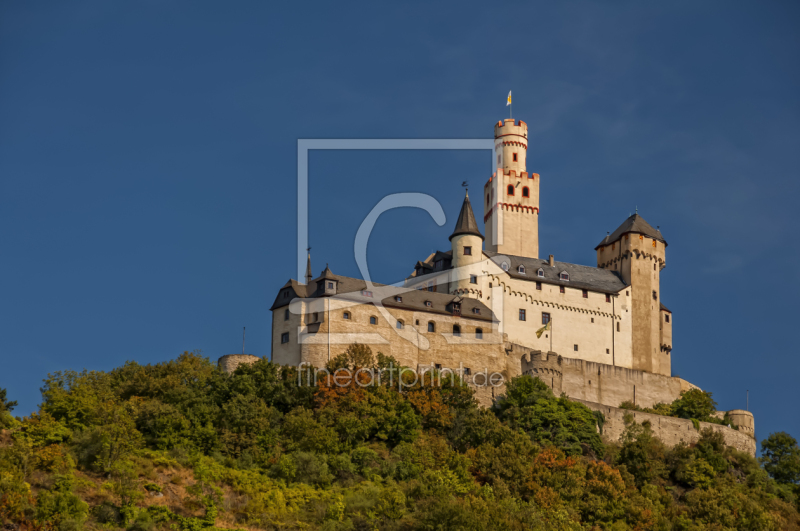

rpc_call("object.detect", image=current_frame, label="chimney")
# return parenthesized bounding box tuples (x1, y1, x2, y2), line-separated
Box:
(549, 255, 555, 267)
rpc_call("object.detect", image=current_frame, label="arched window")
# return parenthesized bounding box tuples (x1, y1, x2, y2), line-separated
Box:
(507, 184, 514, 196)
(370, 316, 377, 325)
(537, 268, 544, 278)
(522, 186, 529, 198)
(518, 265, 525, 274)
(427, 321, 435, 332)
(453, 324, 461, 337)
(396, 320, 404, 329)
(475, 328, 483, 340)
(501, 261, 509, 271)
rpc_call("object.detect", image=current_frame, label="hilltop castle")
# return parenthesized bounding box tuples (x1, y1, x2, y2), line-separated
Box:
(220, 118, 756, 454)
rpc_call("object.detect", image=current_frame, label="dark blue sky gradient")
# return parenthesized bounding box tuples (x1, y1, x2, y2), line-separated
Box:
(1, 1, 798, 448)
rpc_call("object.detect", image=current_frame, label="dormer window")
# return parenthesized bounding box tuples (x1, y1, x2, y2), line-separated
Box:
(537, 268, 544, 278)
(518, 265, 525, 274)
(395, 296, 402, 303)
(452, 303, 461, 316)
(327, 282, 334, 290)
(283, 291, 289, 299)
(435, 260, 442, 270)
(425, 301, 432, 308)
(501, 262, 509, 271)
(559, 271, 569, 281)
(472, 308, 480, 315)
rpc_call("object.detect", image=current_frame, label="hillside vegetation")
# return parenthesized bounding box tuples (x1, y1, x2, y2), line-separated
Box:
(1, 346, 799, 530)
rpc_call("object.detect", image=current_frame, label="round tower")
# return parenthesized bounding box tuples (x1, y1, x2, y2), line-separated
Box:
(484, 119, 540, 258)
(449, 191, 484, 296)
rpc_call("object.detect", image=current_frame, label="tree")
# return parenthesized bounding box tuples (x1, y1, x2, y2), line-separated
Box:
(761, 432, 800, 485)
(671, 389, 717, 420)
(326, 343, 375, 371)
(0, 387, 18, 414)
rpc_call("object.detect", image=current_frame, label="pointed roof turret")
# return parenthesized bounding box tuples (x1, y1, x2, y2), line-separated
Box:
(449, 191, 484, 241)
(595, 213, 666, 249)
(305, 252, 313, 284)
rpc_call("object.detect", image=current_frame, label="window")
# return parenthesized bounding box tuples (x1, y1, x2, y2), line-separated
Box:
(537, 268, 544, 278)
(582, 289, 588, 298)
(434, 363, 442, 370)
(472, 308, 480, 315)
(370, 316, 377, 325)
(343, 312, 351, 320)
(665, 314, 670, 323)
(591, 317, 594, 323)
(284, 309, 290, 321)
(463, 367, 471, 375)
(626, 290, 629, 296)
(654, 263, 657, 270)
(425, 300, 432, 307)
(507, 184, 514, 196)
(559, 271, 569, 281)
(486, 194, 490, 205)
(605, 294, 611, 303)
(361, 290, 373, 297)
(518, 265, 526, 274)
(501, 261, 509, 271)
(435, 260, 442, 269)
(283, 291, 289, 299)
(463, 246, 472, 256)
(415, 319, 419, 325)
(617, 322, 620, 332)
(522, 186, 529, 198)
(606, 349, 610, 354)
(453, 325, 461, 337)
(396, 320, 404, 329)
(476, 328, 483, 339)
(536, 282, 542, 290)
(512, 153, 518, 162)
(452, 303, 461, 316)
(542, 312, 551, 325)
(427, 321, 435, 332)
(281, 332, 289, 344)
(652, 290, 657, 300)
(574, 344, 579, 352)
(519, 309, 526, 321)
(395, 296, 402, 302)
(560, 285, 565, 294)
(470, 274, 477, 284)
(327, 282, 334, 289)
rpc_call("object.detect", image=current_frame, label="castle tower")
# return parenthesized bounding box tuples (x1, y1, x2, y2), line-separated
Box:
(449, 191, 484, 295)
(596, 214, 670, 376)
(484, 119, 540, 258)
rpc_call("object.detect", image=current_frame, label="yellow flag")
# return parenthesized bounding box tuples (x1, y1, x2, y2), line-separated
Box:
(535, 320, 551, 339)
(506, 91, 512, 106)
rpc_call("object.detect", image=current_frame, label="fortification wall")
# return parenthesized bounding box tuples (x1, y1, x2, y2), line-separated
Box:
(517, 346, 683, 409)
(573, 399, 757, 456)
(219, 354, 261, 373)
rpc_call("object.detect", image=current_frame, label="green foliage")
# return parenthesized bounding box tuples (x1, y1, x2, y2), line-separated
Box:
(761, 431, 800, 485)
(0, 345, 797, 530)
(0, 387, 17, 414)
(493, 375, 603, 456)
(673, 389, 718, 420)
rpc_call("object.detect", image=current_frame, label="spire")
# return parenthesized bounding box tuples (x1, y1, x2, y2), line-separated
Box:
(449, 190, 484, 241)
(305, 251, 312, 284)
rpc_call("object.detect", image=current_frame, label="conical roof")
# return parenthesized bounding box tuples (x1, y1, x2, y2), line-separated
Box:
(449, 191, 484, 241)
(595, 213, 666, 249)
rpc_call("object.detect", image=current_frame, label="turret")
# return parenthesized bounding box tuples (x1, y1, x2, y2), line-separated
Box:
(484, 119, 540, 258)
(449, 191, 484, 295)
(596, 213, 669, 376)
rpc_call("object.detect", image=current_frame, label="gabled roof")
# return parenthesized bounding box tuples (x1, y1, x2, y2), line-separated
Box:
(449, 191, 484, 241)
(484, 251, 627, 294)
(595, 213, 666, 250)
(271, 269, 496, 321)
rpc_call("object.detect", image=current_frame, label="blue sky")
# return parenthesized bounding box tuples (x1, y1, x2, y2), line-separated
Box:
(1, 1, 798, 447)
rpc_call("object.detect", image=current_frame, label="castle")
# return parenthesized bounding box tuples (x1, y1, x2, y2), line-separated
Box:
(220, 118, 756, 455)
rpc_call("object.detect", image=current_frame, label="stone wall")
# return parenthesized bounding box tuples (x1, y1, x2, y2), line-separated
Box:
(218, 354, 261, 373)
(573, 398, 757, 456)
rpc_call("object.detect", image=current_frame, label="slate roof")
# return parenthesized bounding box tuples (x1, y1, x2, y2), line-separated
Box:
(484, 251, 627, 294)
(660, 302, 671, 313)
(271, 268, 496, 321)
(449, 191, 484, 241)
(595, 213, 666, 249)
